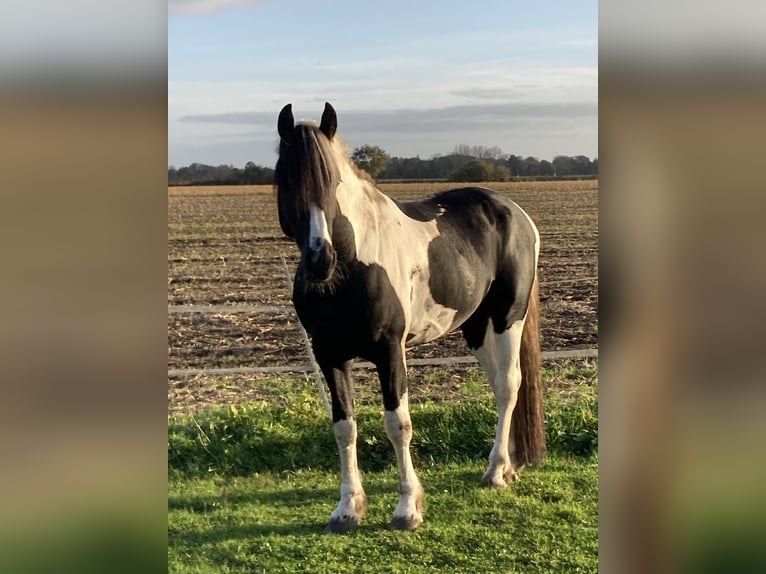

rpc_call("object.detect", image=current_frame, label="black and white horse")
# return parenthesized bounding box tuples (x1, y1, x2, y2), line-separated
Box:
(275, 103, 546, 532)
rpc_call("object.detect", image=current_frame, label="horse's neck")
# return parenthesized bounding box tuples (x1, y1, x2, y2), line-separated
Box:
(335, 165, 400, 259)
(336, 169, 386, 223)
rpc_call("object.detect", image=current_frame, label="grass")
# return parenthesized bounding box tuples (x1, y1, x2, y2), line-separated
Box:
(169, 457, 597, 574)
(169, 368, 597, 573)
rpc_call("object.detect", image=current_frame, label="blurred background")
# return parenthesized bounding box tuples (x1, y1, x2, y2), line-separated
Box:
(0, 1, 167, 572)
(600, 1, 766, 572)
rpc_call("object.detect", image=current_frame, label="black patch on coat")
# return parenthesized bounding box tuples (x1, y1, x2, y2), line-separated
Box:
(293, 212, 408, 418)
(294, 259, 405, 360)
(394, 198, 442, 222)
(398, 187, 538, 349)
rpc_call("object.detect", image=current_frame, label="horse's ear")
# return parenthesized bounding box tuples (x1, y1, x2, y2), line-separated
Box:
(278, 104, 294, 140)
(319, 102, 337, 140)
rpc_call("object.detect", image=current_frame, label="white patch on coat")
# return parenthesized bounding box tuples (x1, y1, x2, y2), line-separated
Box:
(406, 265, 459, 346)
(332, 165, 459, 345)
(479, 319, 525, 488)
(330, 418, 366, 521)
(471, 321, 499, 387)
(383, 393, 424, 526)
(516, 202, 540, 264)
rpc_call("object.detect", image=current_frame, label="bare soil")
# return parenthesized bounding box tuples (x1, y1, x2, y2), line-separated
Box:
(168, 181, 598, 412)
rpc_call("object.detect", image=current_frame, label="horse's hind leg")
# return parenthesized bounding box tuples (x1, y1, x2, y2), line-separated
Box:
(468, 319, 525, 488)
(318, 361, 367, 533)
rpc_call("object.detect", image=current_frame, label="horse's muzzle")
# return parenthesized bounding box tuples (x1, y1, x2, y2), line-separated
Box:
(304, 242, 337, 283)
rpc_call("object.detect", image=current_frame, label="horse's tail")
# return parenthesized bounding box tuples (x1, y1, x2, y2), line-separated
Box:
(513, 275, 547, 466)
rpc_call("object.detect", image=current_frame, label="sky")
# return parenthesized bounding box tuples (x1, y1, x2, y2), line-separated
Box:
(168, 0, 598, 168)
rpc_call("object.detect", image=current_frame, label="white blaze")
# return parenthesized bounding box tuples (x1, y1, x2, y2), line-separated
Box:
(308, 203, 332, 251)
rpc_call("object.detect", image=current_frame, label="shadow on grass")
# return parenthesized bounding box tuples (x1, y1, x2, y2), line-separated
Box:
(168, 467, 512, 550)
(169, 395, 597, 482)
(172, 519, 330, 540)
(169, 481, 396, 515)
(169, 487, 333, 511)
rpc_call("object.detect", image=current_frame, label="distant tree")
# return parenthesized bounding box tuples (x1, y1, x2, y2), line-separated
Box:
(572, 155, 595, 176)
(351, 145, 390, 178)
(451, 159, 510, 182)
(552, 155, 574, 176)
(506, 154, 526, 177)
(524, 157, 541, 177)
(452, 160, 491, 182)
(539, 159, 555, 177)
(482, 145, 505, 160)
(241, 161, 274, 184)
(453, 144, 472, 157)
(491, 163, 511, 180)
(168, 161, 274, 186)
(453, 144, 505, 160)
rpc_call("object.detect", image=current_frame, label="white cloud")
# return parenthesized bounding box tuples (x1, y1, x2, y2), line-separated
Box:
(169, 0, 267, 15)
(169, 64, 597, 121)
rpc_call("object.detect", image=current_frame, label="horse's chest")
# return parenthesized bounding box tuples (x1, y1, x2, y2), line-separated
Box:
(293, 261, 407, 347)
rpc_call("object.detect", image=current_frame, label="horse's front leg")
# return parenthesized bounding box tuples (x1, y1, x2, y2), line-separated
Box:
(378, 339, 424, 531)
(318, 360, 367, 533)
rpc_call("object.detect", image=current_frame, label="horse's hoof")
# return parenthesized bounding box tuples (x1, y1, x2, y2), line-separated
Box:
(326, 515, 361, 534)
(481, 478, 508, 490)
(480, 474, 508, 489)
(389, 514, 423, 531)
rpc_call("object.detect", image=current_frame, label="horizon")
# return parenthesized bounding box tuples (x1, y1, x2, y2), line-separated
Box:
(167, 147, 598, 170)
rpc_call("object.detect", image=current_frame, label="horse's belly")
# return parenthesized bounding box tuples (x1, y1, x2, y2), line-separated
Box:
(406, 303, 457, 346)
(405, 253, 490, 347)
(405, 276, 460, 346)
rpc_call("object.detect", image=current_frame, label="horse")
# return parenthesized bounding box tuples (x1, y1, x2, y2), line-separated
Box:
(275, 102, 545, 532)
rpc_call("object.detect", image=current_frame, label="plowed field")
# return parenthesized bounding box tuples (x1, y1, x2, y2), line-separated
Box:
(168, 180, 597, 411)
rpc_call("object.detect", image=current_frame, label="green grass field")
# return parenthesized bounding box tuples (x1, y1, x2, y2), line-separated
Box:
(168, 365, 597, 573)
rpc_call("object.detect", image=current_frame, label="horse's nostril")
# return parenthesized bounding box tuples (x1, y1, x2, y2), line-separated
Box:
(304, 244, 336, 283)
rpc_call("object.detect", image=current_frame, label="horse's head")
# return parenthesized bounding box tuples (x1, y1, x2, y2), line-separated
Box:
(275, 102, 340, 283)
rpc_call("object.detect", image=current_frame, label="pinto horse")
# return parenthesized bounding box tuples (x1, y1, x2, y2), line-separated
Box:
(275, 102, 545, 532)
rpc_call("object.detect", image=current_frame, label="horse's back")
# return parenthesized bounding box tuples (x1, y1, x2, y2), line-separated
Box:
(400, 186, 537, 282)
(399, 187, 538, 342)
(400, 186, 534, 238)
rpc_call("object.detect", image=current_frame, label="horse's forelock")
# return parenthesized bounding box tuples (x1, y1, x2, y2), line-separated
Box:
(277, 124, 340, 212)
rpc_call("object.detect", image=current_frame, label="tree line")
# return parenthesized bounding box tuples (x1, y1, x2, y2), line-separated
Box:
(168, 162, 275, 186)
(373, 145, 597, 181)
(168, 145, 596, 186)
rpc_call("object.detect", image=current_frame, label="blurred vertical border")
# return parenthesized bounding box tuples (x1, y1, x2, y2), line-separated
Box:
(0, 1, 167, 572)
(600, 1, 766, 573)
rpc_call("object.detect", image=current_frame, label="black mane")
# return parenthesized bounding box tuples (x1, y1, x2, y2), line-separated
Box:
(275, 124, 340, 212)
